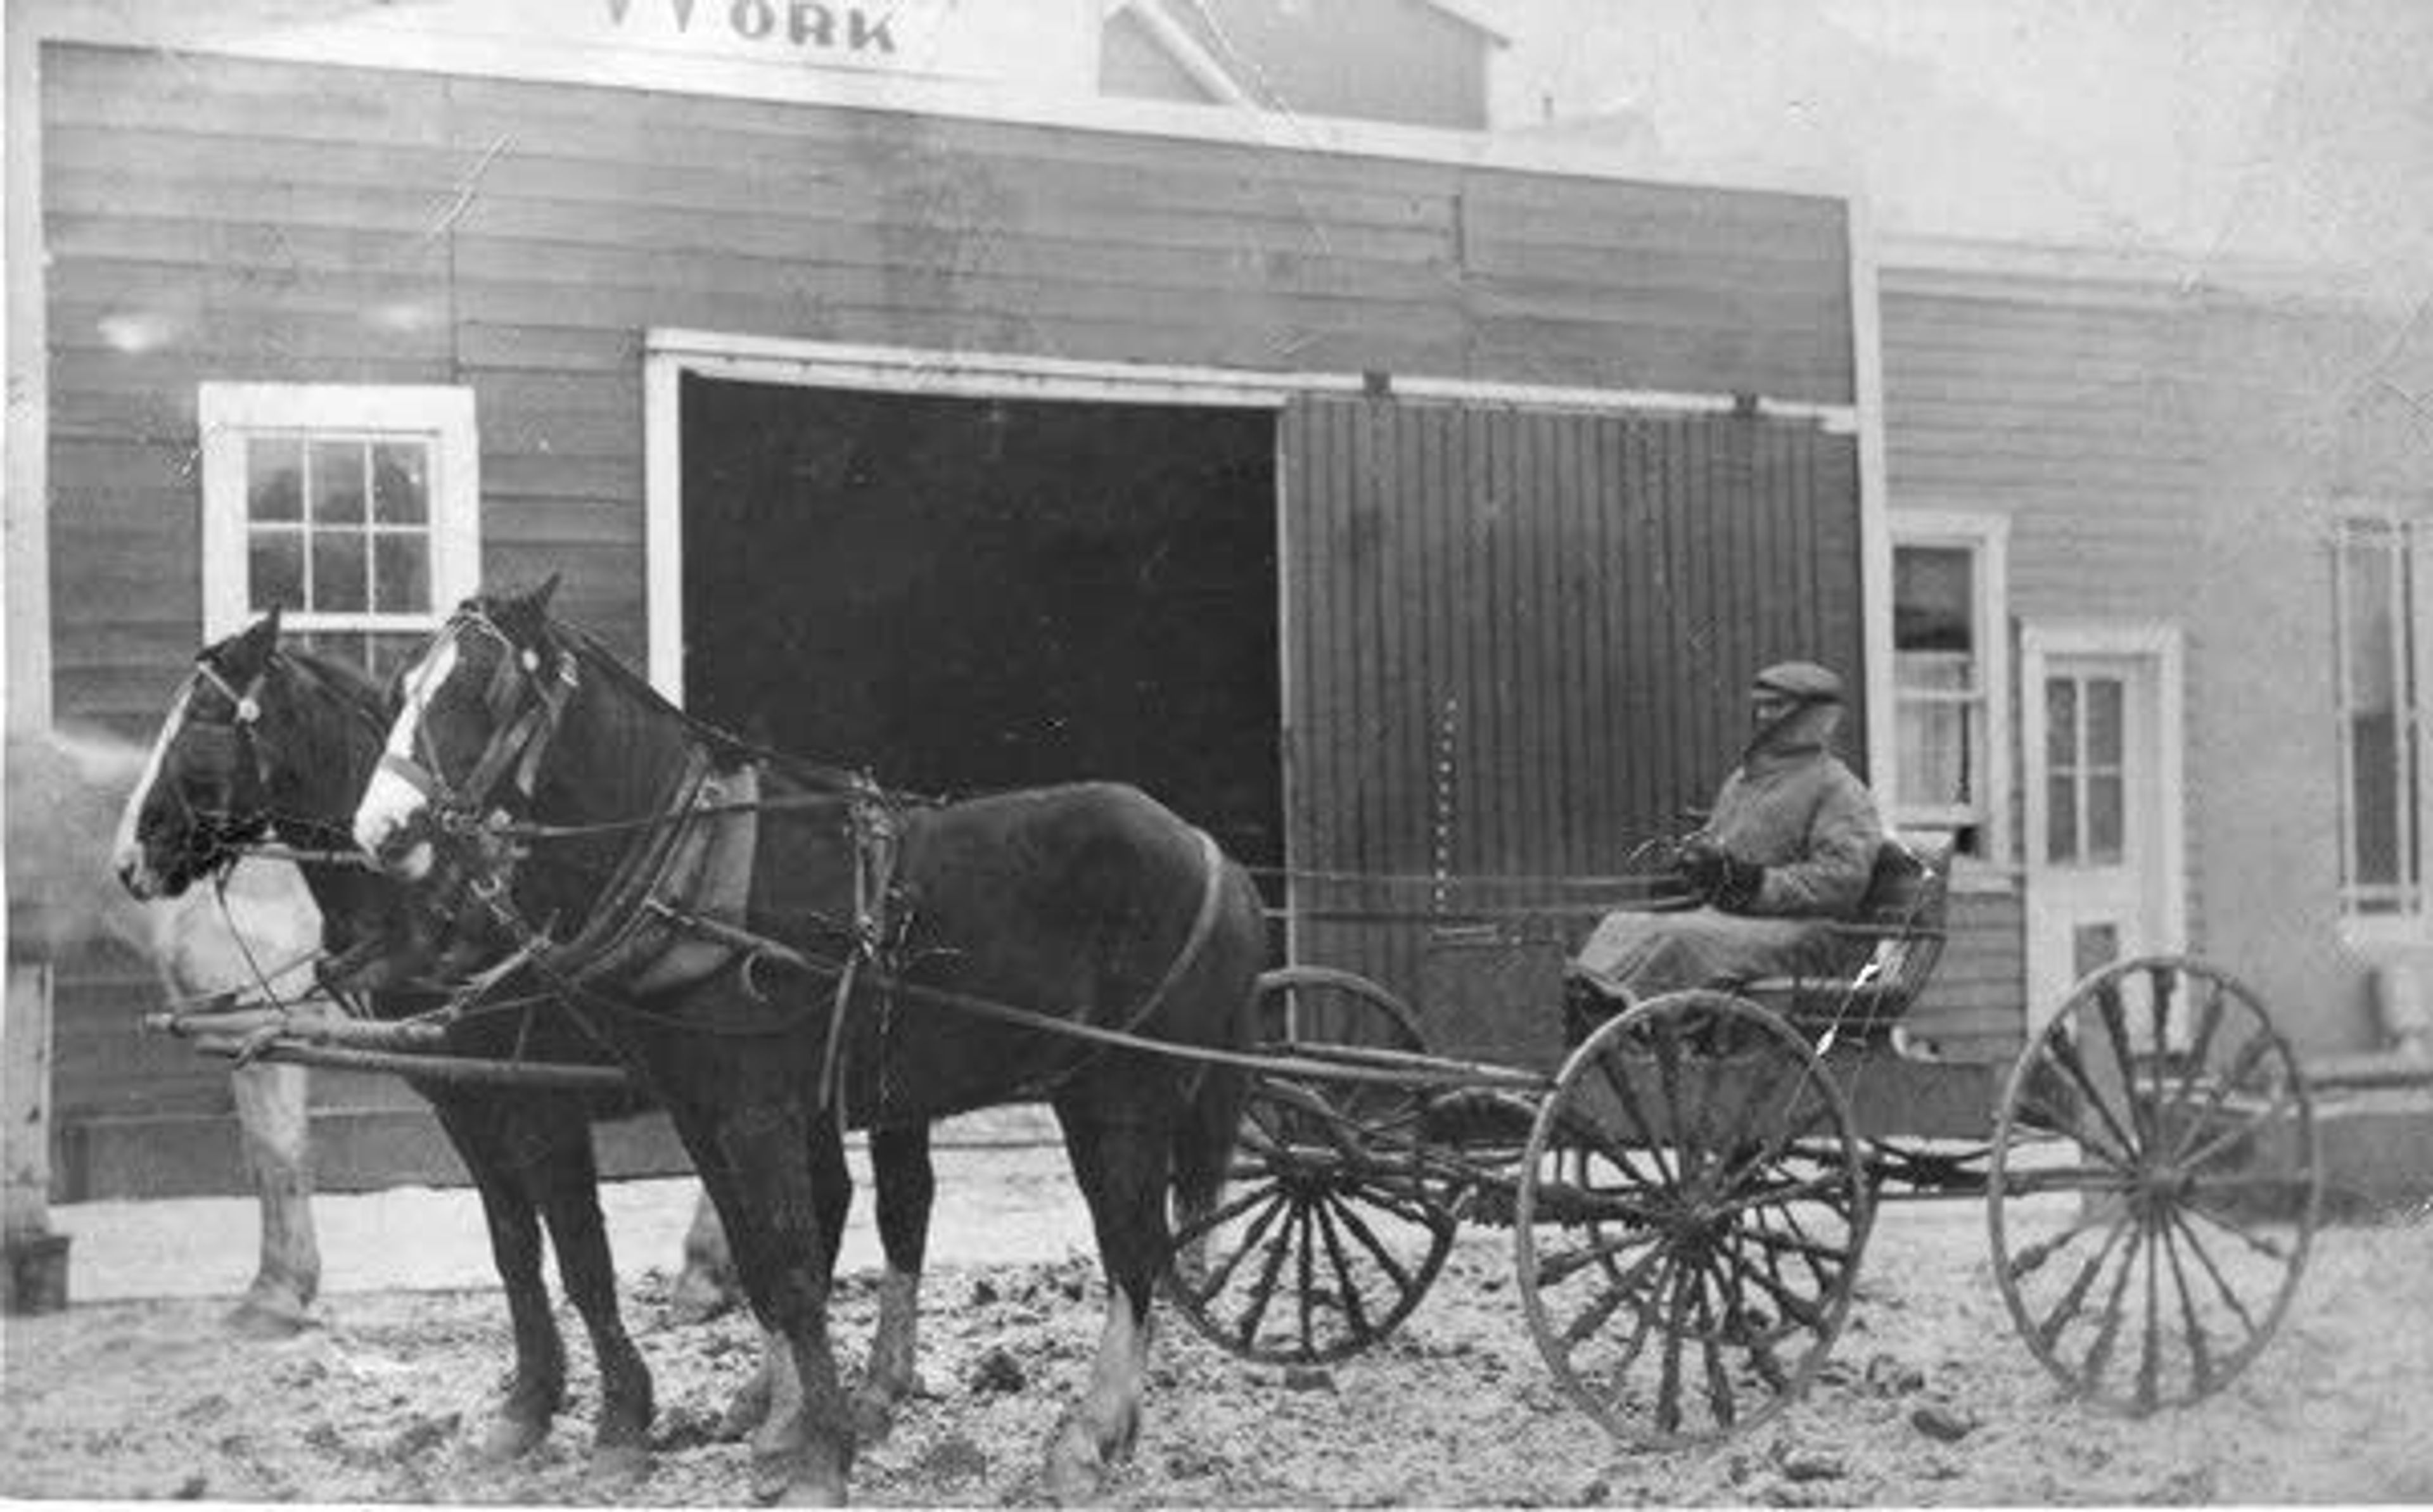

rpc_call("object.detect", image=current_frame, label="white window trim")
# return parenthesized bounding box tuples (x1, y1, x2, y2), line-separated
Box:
(2331, 505, 2433, 946)
(1889, 509, 2012, 886)
(196, 383, 481, 642)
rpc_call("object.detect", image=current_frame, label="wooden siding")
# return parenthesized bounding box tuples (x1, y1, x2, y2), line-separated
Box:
(35, 39, 1856, 1176)
(1879, 271, 2429, 1058)
(1283, 395, 1865, 1065)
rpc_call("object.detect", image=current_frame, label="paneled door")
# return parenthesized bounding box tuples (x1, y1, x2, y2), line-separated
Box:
(2021, 625, 2187, 1037)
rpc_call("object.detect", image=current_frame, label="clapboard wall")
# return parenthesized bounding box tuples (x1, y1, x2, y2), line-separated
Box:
(38, 39, 1858, 1183)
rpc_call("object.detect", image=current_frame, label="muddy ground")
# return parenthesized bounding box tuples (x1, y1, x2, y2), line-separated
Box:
(4, 1198, 2429, 1506)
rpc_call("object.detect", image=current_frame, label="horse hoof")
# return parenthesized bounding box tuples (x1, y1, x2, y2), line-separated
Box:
(1042, 1432, 1113, 1506)
(848, 1385, 897, 1445)
(226, 1299, 315, 1340)
(718, 1382, 772, 1442)
(477, 1415, 550, 1464)
(749, 1456, 846, 1507)
(668, 1268, 738, 1326)
(587, 1440, 650, 1489)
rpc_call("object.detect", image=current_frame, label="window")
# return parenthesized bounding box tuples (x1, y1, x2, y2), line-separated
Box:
(2333, 512, 2426, 918)
(1890, 514, 2008, 863)
(198, 384, 480, 681)
(2043, 671, 2126, 866)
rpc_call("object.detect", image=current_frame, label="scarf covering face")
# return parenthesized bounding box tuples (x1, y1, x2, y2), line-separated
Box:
(1708, 662, 1882, 916)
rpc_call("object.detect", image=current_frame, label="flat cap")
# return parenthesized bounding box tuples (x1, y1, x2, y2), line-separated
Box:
(1751, 660, 1844, 703)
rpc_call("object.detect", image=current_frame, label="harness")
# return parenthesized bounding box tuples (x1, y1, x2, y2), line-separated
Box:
(391, 606, 1237, 1117)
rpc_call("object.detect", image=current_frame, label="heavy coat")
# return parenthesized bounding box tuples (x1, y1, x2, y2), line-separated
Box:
(1572, 702, 1884, 998)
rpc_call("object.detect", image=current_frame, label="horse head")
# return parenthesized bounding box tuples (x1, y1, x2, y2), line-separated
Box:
(114, 609, 290, 899)
(353, 575, 570, 884)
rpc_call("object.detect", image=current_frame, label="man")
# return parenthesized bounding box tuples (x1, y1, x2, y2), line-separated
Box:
(1569, 660, 1886, 1008)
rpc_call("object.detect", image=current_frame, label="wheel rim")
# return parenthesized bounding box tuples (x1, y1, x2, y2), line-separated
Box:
(1165, 968, 1457, 1364)
(1989, 955, 2322, 1414)
(1515, 990, 1870, 1446)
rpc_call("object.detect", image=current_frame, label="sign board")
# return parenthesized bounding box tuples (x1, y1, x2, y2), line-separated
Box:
(23, 0, 1103, 103)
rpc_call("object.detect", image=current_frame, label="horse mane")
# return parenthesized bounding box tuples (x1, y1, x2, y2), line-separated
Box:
(542, 612, 930, 804)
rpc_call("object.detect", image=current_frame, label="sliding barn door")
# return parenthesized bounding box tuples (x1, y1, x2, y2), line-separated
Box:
(1280, 394, 1864, 1062)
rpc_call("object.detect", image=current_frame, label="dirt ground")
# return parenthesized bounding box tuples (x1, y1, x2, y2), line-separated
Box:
(4, 1194, 2430, 1508)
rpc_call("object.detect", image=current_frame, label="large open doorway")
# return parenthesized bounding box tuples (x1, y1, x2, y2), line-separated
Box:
(679, 374, 1284, 870)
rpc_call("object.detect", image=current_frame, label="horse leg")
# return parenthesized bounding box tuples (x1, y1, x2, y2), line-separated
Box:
(1042, 1093, 1170, 1502)
(431, 1097, 566, 1462)
(670, 1183, 741, 1323)
(521, 1105, 655, 1484)
(852, 1122, 934, 1442)
(227, 1060, 320, 1338)
(693, 1098, 856, 1505)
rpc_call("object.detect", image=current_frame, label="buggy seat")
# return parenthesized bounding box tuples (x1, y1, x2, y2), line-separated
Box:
(1739, 841, 1951, 1038)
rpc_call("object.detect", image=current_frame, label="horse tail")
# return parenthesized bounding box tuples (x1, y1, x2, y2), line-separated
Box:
(1168, 860, 1262, 1228)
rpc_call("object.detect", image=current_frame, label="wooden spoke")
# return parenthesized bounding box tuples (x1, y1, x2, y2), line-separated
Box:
(1166, 968, 1457, 1366)
(1535, 1224, 1664, 1288)
(1992, 956, 2321, 1413)
(1517, 990, 1865, 1448)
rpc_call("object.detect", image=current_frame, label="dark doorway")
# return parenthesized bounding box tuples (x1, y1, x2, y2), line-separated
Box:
(680, 375, 1284, 870)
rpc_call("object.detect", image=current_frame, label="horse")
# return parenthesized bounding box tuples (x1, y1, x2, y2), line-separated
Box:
(8, 721, 324, 1335)
(109, 609, 947, 1476)
(351, 578, 1265, 1504)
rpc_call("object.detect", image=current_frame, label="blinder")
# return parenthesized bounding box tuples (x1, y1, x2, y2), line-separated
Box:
(385, 607, 582, 848)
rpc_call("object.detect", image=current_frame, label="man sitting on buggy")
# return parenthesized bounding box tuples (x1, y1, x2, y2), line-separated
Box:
(1567, 660, 1886, 1029)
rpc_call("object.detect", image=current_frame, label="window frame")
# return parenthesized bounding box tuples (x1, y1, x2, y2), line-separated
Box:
(2331, 506, 2432, 935)
(196, 382, 481, 647)
(1889, 509, 2012, 876)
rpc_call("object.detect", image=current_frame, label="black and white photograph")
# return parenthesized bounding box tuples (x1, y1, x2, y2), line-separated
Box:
(4, 1, 2430, 1504)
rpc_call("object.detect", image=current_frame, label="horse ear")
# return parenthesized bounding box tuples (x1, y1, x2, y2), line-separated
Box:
(233, 606, 282, 664)
(529, 573, 561, 613)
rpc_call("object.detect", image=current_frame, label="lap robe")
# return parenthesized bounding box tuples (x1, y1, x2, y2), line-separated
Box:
(1570, 906, 1848, 999)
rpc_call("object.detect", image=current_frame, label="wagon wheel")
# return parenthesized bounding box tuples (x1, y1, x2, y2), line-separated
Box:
(1515, 989, 1870, 1446)
(1165, 966, 1459, 1365)
(1989, 955, 2322, 1414)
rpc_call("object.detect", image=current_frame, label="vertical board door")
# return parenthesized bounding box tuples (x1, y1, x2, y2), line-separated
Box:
(1280, 395, 1866, 1065)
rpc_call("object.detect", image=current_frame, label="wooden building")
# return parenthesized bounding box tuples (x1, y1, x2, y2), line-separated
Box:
(1879, 239, 2433, 1079)
(4, 2, 1882, 1196)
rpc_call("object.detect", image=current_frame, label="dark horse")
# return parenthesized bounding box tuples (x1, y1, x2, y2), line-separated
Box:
(352, 581, 1263, 1503)
(109, 611, 944, 1481)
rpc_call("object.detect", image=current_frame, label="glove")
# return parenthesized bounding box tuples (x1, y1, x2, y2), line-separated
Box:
(1675, 835, 1727, 898)
(1679, 837, 1765, 912)
(1710, 853, 1766, 913)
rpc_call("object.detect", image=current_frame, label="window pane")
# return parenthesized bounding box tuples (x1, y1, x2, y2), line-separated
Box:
(1896, 699, 1970, 806)
(2088, 678, 2124, 768)
(366, 632, 427, 685)
(2046, 678, 2078, 770)
(2353, 713, 2400, 884)
(372, 442, 430, 524)
(2072, 922, 2120, 981)
(311, 531, 367, 612)
(248, 529, 303, 611)
(1894, 546, 1974, 653)
(2047, 776, 2079, 863)
(309, 440, 367, 524)
(2089, 775, 2125, 863)
(247, 437, 303, 522)
(1896, 650, 1973, 693)
(373, 533, 430, 613)
(2344, 530, 2398, 710)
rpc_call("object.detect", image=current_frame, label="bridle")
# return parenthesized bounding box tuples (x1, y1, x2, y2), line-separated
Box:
(376, 607, 582, 844)
(157, 652, 279, 876)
